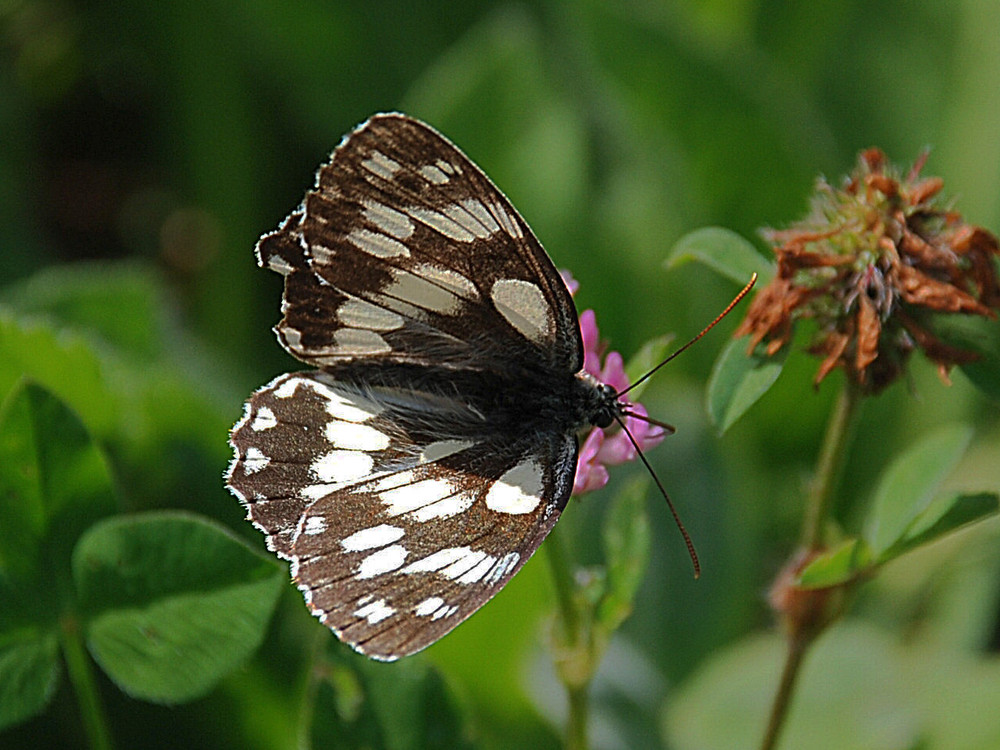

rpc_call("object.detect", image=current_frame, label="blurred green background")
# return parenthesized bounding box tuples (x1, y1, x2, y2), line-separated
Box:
(2, 0, 1000, 748)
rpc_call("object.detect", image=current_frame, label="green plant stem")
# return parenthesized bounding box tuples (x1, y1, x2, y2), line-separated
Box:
(801, 380, 861, 550)
(759, 634, 809, 750)
(546, 525, 590, 750)
(547, 524, 581, 638)
(296, 623, 329, 747)
(60, 616, 113, 750)
(565, 683, 590, 750)
(761, 379, 862, 750)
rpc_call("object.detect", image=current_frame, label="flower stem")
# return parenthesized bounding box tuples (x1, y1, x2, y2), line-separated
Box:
(759, 634, 810, 750)
(546, 525, 590, 750)
(60, 616, 113, 750)
(801, 380, 861, 550)
(565, 682, 590, 750)
(296, 622, 328, 748)
(547, 524, 580, 638)
(761, 379, 862, 750)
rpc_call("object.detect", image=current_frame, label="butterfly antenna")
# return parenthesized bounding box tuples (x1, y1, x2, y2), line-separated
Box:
(617, 273, 757, 399)
(614, 414, 700, 578)
(621, 408, 675, 435)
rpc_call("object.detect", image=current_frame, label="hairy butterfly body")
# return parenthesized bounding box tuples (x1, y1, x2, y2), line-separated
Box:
(227, 113, 627, 660)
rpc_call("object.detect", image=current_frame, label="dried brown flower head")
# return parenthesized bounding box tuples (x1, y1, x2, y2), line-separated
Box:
(737, 148, 1000, 393)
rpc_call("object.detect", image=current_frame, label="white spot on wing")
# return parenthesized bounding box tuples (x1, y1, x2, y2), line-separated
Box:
(408, 490, 476, 522)
(307, 244, 334, 266)
(274, 378, 300, 399)
(439, 549, 491, 580)
(324, 420, 390, 451)
(436, 158, 458, 175)
(386, 268, 463, 314)
(405, 205, 476, 243)
(412, 264, 479, 300)
(418, 164, 449, 184)
(265, 252, 295, 275)
(279, 327, 304, 351)
(300, 483, 343, 501)
(308, 379, 383, 422)
(341, 524, 405, 551)
(361, 151, 401, 180)
(451, 198, 500, 236)
(337, 298, 404, 330)
(440, 604, 457, 618)
(362, 200, 414, 239)
(488, 200, 522, 239)
(419, 440, 474, 463)
(490, 279, 553, 344)
(456, 554, 498, 584)
(345, 228, 410, 259)
(357, 544, 407, 578)
(401, 547, 469, 574)
(369, 470, 416, 492)
(250, 406, 277, 431)
(369, 294, 428, 325)
(380, 478, 456, 517)
(332, 328, 391, 355)
(414, 596, 445, 616)
(243, 447, 270, 474)
(485, 459, 545, 515)
(485, 552, 520, 584)
(311, 450, 374, 483)
(302, 516, 327, 535)
(354, 597, 395, 624)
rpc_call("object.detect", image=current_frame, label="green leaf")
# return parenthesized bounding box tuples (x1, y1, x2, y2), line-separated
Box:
(930, 313, 1000, 403)
(1, 281, 236, 516)
(878, 491, 999, 563)
(797, 539, 872, 589)
(706, 336, 786, 433)
(0, 382, 117, 730)
(0, 263, 167, 361)
(666, 227, 774, 286)
(0, 381, 117, 599)
(0, 632, 60, 731)
(72, 511, 284, 703)
(865, 424, 974, 560)
(309, 649, 473, 750)
(597, 478, 652, 631)
(0, 314, 121, 453)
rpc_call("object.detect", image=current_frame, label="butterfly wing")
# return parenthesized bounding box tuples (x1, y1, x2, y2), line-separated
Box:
(227, 372, 577, 659)
(228, 114, 590, 659)
(256, 113, 582, 374)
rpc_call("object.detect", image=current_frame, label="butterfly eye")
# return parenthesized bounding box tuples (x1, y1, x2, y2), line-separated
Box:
(590, 383, 620, 428)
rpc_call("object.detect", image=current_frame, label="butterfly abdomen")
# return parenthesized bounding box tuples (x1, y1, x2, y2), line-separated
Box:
(325, 361, 608, 440)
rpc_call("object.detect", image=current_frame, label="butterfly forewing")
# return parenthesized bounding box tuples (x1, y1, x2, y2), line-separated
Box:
(228, 113, 604, 660)
(259, 113, 582, 373)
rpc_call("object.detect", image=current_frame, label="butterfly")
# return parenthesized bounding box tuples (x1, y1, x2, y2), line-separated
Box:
(227, 113, 673, 661)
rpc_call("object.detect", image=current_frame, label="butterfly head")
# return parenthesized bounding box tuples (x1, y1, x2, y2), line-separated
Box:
(571, 369, 619, 428)
(591, 382, 621, 429)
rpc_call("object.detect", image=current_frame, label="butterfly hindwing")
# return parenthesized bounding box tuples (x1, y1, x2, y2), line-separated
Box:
(228, 370, 577, 659)
(258, 113, 582, 373)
